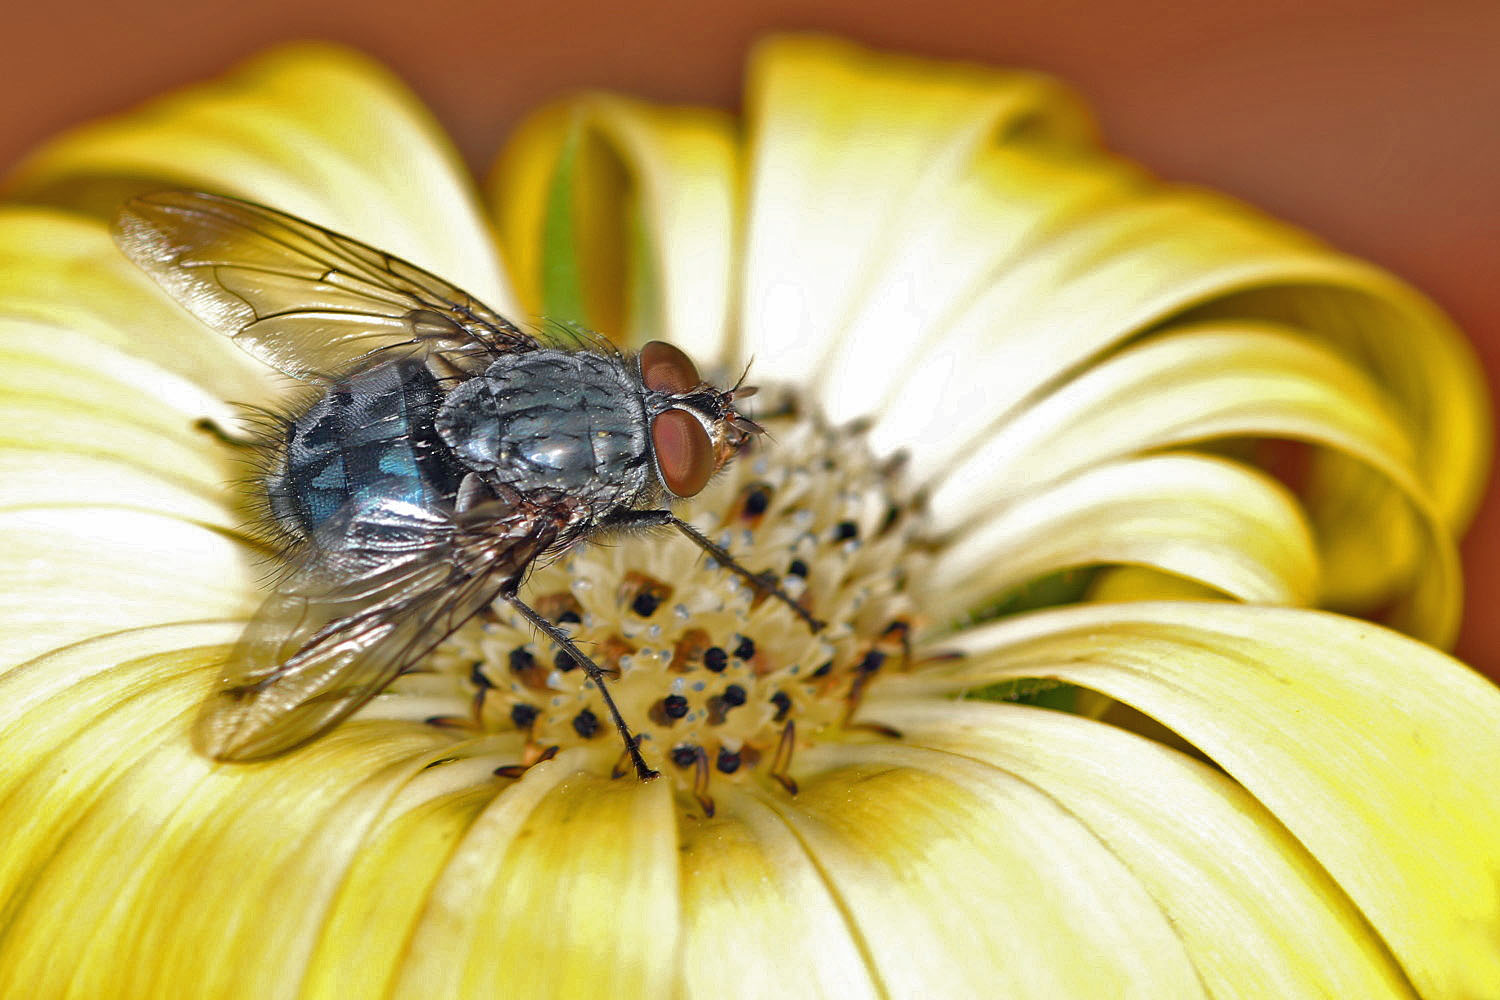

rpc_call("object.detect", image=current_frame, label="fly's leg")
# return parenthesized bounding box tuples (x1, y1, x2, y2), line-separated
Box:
(193, 416, 258, 448)
(502, 590, 659, 781)
(609, 509, 824, 633)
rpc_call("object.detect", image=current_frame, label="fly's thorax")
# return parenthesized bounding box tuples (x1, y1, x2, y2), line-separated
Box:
(435, 349, 654, 505)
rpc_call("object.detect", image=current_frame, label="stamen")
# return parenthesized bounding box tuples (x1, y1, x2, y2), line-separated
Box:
(691, 746, 715, 817)
(494, 743, 559, 779)
(770, 720, 799, 795)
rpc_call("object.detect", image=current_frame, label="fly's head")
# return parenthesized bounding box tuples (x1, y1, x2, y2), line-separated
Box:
(638, 341, 762, 500)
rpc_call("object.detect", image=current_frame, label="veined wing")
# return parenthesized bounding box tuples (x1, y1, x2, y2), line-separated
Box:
(113, 190, 536, 382)
(196, 496, 561, 761)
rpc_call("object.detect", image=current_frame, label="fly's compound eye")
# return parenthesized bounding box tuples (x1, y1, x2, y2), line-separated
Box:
(640, 341, 701, 395)
(652, 409, 716, 497)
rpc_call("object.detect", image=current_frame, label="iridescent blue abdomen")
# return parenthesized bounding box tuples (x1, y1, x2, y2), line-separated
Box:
(267, 358, 466, 538)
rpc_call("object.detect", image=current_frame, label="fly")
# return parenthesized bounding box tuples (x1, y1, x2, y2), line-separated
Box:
(113, 190, 820, 780)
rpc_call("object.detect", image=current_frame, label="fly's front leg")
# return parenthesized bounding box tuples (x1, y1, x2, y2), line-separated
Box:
(610, 510, 824, 633)
(502, 589, 659, 781)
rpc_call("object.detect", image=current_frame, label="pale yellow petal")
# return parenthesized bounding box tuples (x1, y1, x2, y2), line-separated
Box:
(678, 785, 879, 1000)
(0, 509, 257, 669)
(394, 756, 680, 997)
(868, 699, 1413, 999)
(811, 140, 1147, 425)
(929, 452, 1318, 616)
(1087, 565, 1229, 602)
(314, 787, 493, 994)
(894, 603, 1500, 998)
(0, 316, 248, 526)
(488, 93, 741, 358)
(3, 732, 448, 996)
(759, 743, 1204, 998)
(738, 35, 1095, 385)
(6, 44, 516, 316)
(0, 208, 267, 405)
(304, 770, 509, 999)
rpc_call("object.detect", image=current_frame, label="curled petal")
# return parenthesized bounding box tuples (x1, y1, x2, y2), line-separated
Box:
(929, 452, 1319, 615)
(737, 35, 1097, 388)
(488, 94, 740, 358)
(929, 324, 1459, 643)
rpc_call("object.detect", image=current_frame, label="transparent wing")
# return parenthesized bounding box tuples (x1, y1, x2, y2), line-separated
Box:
(195, 497, 560, 761)
(113, 190, 537, 382)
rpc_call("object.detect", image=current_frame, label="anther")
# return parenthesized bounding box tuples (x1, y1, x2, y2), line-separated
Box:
(572, 709, 600, 738)
(703, 646, 729, 673)
(770, 690, 792, 722)
(620, 572, 672, 619)
(715, 747, 742, 774)
(722, 684, 747, 707)
(469, 662, 494, 689)
(671, 744, 701, 769)
(508, 647, 548, 690)
(510, 702, 539, 730)
(733, 635, 756, 660)
(787, 558, 809, 579)
(424, 714, 476, 731)
(834, 520, 859, 541)
(879, 503, 901, 535)
(692, 746, 715, 817)
(769, 720, 799, 795)
(740, 483, 772, 519)
(494, 744, 559, 779)
(534, 592, 584, 625)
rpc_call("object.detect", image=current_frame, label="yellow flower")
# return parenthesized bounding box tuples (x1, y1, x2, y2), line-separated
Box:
(1, 35, 1497, 998)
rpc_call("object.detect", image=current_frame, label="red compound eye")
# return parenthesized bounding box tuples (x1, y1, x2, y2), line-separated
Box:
(640, 341, 701, 395)
(652, 409, 715, 497)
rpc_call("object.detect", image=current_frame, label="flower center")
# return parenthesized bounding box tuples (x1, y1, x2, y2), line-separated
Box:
(412, 399, 929, 808)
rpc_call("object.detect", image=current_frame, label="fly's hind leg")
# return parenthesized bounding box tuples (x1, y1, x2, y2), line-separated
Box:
(502, 590, 659, 781)
(608, 509, 825, 633)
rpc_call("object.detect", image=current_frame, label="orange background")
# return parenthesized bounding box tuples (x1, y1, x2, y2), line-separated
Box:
(5, 0, 1499, 672)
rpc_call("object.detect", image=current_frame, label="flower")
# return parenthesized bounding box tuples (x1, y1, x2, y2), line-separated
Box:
(1, 35, 1497, 998)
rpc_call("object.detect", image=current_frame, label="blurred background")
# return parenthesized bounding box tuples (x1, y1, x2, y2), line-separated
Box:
(4, 0, 1498, 669)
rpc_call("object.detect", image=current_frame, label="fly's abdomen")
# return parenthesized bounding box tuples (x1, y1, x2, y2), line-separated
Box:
(268, 358, 466, 538)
